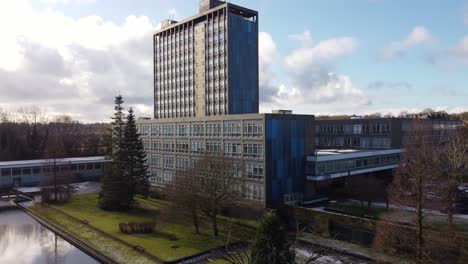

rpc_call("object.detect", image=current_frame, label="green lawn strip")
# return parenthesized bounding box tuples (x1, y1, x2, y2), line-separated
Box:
(30, 204, 155, 264)
(50, 193, 256, 262)
(136, 196, 259, 229)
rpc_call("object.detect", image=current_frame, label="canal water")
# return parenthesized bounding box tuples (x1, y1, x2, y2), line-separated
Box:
(0, 208, 99, 264)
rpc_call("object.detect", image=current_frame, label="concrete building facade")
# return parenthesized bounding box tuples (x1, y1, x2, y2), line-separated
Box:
(138, 113, 315, 207)
(154, 0, 258, 119)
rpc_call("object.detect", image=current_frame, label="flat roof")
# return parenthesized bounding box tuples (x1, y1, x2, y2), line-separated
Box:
(0, 156, 111, 169)
(154, 2, 257, 35)
(308, 148, 403, 162)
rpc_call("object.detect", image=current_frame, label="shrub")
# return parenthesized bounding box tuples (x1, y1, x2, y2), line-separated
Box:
(119, 222, 156, 234)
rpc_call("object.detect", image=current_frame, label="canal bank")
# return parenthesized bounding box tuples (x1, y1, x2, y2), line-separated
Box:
(18, 202, 117, 264)
(0, 207, 100, 264)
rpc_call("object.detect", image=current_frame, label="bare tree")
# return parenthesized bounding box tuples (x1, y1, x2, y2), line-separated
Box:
(438, 128, 468, 228)
(18, 105, 47, 124)
(377, 120, 440, 263)
(165, 165, 202, 234)
(0, 106, 11, 123)
(196, 153, 244, 237)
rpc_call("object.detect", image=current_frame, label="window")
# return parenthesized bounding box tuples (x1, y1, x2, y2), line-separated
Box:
(243, 143, 264, 159)
(1, 169, 10, 177)
(86, 164, 93, 170)
(224, 142, 242, 157)
(223, 122, 242, 137)
(33, 168, 41, 174)
(245, 163, 264, 180)
(164, 156, 174, 169)
(22, 168, 31, 175)
(243, 121, 263, 137)
(12, 169, 21, 176)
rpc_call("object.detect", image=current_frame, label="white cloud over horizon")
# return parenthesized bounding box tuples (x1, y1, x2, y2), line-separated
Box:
(260, 31, 369, 114)
(0, 0, 157, 122)
(0, 2, 466, 123)
(380, 26, 432, 60)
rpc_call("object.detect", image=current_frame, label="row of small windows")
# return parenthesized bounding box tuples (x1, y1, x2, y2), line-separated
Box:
(144, 140, 264, 159)
(1, 163, 103, 177)
(309, 154, 401, 175)
(317, 136, 391, 149)
(155, 66, 194, 77)
(138, 121, 263, 137)
(317, 123, 391, 135)
(139, 121, 263, 138)
(155, 108, 196, 117)
(149, 169, 264, 202)
(149, 155, 264, 180)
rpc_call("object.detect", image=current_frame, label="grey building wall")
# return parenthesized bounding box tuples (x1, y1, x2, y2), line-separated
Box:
(137, 113, 315, 207)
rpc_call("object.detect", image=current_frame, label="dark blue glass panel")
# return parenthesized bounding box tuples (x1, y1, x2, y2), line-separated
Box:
(227, 14, 258, 114)
(265, 117, 306, 205)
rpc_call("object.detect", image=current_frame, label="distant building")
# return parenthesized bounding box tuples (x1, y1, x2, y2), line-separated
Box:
(0, 156, 111, 188)
(315, 118, 462, 149)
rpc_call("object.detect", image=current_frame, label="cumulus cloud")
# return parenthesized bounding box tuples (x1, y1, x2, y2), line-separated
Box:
(450, 36, 468, 64)
(258, 32, 280, 103)
(0, 0, 157, 122)
(288, 30, 312, 45)
(285, 37, 357, 71)
(368, 81, 412, 91)
(380, 26, 432, 60)
(259, 31, 369, 114)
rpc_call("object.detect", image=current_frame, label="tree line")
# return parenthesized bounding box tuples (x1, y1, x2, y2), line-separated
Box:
(317, 109, 468, 121)
(0, 106, 111, 161)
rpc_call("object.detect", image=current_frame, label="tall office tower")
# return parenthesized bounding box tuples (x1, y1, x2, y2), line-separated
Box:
(153, 0, 259, 119)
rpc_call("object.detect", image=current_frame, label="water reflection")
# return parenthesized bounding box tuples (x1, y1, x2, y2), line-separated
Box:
(0, 209, 99, 264)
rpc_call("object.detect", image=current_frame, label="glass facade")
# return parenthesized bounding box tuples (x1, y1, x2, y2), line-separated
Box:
(265, 117, 307, 205)
(227, 13, 259, 114)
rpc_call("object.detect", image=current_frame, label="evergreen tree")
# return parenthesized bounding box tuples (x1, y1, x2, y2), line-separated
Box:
(250, 212, 295, 264)
(122, 108, 150, 199)
(99, 95, 130, 210)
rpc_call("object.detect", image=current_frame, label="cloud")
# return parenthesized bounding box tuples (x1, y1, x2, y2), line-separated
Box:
(380, 26, 432, 60)
(450, 36, 468, 64)
(168, 8, 178, 19)
(288, 30, 312, 45)
(258, 32, 280, 103)
(259, 31, 369, 114)
(37, 0, 96, 4)
(285, 37, 357, 71)
(0, 0, 156, 122)
(368, 81, 412, 91)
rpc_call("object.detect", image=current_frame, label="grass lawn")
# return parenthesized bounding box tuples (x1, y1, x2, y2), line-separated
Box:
(30, 204, 155, 264)
(33, 193, 257, 262)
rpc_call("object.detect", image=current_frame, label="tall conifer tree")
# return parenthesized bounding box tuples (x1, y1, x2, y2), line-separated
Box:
(99, 95, 130, 210)
(123, 108, 149, 199)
